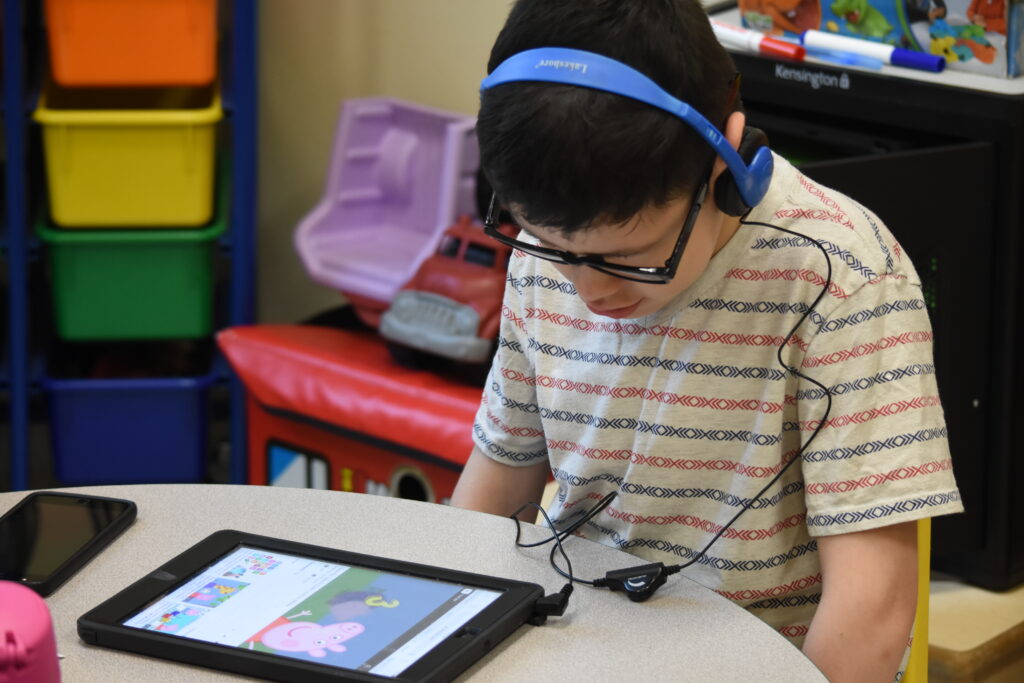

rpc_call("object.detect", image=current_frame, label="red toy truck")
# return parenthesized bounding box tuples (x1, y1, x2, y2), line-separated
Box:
(379, 215, 514, 365)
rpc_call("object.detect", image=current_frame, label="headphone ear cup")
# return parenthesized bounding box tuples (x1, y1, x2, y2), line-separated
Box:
(713, 126, 770, 217)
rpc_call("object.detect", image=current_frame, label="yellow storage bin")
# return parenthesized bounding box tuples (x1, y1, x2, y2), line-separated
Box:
(34, 86, 222, 227)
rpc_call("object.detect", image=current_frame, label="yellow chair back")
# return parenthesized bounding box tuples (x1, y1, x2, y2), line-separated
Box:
(903, 518, 931, 683)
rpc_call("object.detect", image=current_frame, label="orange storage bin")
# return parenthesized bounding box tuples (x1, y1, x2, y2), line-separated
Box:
(45, 0, 217, 87)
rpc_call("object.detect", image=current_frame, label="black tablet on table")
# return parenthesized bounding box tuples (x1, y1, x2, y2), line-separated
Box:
(78, 530, 545, 682)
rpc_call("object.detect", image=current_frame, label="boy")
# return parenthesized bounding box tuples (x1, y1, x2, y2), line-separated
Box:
(451, 1, 962, 680)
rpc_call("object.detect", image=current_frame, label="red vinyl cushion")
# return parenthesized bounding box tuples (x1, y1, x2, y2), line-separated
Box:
(217, 325, 482, 466)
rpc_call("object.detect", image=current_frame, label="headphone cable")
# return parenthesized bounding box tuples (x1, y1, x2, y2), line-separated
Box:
(513, 218, 835, 605)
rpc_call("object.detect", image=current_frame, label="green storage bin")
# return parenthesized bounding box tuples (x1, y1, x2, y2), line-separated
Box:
(38, 211, 226, 341)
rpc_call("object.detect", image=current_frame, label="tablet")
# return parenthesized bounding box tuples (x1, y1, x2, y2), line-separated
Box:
(78, 530, 545, 682)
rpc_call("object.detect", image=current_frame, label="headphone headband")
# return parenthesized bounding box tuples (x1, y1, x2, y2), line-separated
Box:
(481, 47, 772, 209)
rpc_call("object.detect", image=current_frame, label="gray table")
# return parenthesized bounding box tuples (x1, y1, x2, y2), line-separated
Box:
(1, 485, 826, 681)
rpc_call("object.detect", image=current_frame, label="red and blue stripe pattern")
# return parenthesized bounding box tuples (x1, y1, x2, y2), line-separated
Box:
(472, 156, 962, 646)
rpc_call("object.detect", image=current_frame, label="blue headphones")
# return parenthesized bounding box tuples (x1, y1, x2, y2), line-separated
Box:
(481, 47, 773, 216)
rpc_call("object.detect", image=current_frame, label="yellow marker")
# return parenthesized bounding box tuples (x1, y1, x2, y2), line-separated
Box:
(341, 468, 354, 491)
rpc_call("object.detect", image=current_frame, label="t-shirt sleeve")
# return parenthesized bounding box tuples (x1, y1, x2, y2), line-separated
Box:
(471, 263, 549, 467)
(797, 273, 963, 537)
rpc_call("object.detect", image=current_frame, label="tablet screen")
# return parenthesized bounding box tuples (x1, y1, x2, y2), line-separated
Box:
(121, 546, 501, 678)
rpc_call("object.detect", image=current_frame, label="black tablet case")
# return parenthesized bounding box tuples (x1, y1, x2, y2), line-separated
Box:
(78, 530, 545, 683)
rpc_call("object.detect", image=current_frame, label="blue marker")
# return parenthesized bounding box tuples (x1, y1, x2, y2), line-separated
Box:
(804, 46, 884, 70)
(801, 29, 945, 72)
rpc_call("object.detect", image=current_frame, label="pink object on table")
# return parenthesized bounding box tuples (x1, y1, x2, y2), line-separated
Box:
(294, 97, 479, 327)
(0, 581, 61, 682)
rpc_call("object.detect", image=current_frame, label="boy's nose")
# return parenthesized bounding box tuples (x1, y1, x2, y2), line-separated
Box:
(565, 264, 622, 303)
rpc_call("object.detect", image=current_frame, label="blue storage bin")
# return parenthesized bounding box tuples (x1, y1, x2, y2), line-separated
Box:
(44, 373, 215, 484)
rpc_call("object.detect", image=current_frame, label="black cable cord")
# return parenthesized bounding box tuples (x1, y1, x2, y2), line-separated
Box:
(657, 219, 835, 573)
(511, 501, 579, 579)
(511, 218, 837, 603)
(511, 501, 579, 621)
(512, 489, 617, 550)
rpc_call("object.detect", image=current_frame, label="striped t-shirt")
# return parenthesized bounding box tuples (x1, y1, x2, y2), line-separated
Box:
(472, 153, 963, 648)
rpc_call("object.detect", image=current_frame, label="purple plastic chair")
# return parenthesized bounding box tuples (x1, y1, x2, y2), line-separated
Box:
(295, 97, 479, 327)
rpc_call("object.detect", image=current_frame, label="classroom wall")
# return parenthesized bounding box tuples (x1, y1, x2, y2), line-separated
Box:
(258, 0, 510, 323)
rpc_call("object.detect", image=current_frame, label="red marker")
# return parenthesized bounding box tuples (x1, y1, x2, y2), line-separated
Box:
(710, 19, 806, 61)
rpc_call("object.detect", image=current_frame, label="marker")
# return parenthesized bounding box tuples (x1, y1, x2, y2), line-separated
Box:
(711, 19, 806, 61)
(804, 46, 883, 70)
(801, 29, 945, 72)
(712, 19, 879, 70)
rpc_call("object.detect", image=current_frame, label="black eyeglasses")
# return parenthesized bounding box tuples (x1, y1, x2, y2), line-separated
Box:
(482, 177, 709, 284)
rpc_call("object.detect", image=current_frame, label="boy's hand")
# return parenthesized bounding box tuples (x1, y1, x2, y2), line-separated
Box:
(802, 521, 918, 682)
(451, 447, 550, 523)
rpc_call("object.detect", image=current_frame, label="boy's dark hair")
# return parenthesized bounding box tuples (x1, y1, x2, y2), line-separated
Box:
(478, 0, 739, 234)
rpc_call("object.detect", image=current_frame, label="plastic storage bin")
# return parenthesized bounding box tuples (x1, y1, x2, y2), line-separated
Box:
(45, 0, 217, 87)
(294, 97, 479, 327)
(37, 182, 227, 340)
(34, 86, 222, 227)
(44, 372, 215, 484)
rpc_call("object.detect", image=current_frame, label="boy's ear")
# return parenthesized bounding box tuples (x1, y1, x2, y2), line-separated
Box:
(725, 110, 747, 155)
(714, 111, 747, 179)
(713, 112, 771, 217)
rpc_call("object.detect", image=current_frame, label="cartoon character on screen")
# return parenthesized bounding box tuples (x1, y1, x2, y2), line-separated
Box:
(262, 620, 365, 657)
(329, 589, 399, 620)
(246, 611, 366, 658)
(186, 578, 248, 607)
